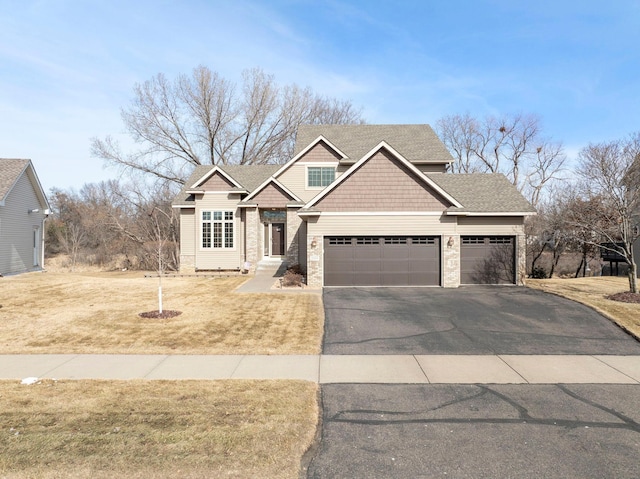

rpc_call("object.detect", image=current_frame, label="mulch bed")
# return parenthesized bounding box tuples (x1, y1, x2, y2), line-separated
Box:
(606, 292, 640, 304)
(138, 310, 182, 319)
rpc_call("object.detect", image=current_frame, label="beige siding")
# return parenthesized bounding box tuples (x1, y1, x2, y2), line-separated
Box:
(200, 172, 235, 191)
(179, 209, 195, 255)
(194, 193, 243, 270)
(0, 173, 46, 275)
(277, 142, 342, 202)
(315, 150, 450, 212)
(306, 214, 457, 237)
(252, 182, 294, 208)
(456, 216, 525, 235)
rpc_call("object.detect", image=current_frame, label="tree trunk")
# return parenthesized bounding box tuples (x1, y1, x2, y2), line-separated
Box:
(574, 257, 584, 278)
(629, 262, 638, 294)
(529, 244, 546, 275)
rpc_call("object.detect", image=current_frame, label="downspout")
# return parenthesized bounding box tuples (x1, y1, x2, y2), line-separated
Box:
(41, 211, 48, 270)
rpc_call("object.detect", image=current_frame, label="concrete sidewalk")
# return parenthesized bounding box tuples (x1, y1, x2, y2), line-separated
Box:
(1, 354, 639, 384)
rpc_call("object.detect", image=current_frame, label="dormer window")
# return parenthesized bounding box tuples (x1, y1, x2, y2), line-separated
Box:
(307, 166, 335, 188)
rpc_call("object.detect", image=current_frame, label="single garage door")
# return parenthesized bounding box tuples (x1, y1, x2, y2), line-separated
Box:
(324, 236, 440, 286)
(460, 236, 515, 284)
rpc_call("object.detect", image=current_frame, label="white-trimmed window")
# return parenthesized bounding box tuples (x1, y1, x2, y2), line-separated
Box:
(307, 166, 335, 187)
(202, 211, 234, 249)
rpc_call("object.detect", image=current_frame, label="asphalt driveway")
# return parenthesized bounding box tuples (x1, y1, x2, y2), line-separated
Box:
(322, 286, 640, 355)
(306, 383, 640, 479)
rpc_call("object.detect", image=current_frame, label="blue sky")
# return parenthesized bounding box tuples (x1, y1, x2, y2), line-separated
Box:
(1, 0, 639, 192)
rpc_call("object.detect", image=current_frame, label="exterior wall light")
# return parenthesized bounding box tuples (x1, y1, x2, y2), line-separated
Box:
(447, 236, 454, 247)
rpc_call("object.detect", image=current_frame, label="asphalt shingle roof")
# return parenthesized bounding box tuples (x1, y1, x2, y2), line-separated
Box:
(427, 173, 536, 213)
(294, 124, 454, 164)
(0, 159, 29, 202)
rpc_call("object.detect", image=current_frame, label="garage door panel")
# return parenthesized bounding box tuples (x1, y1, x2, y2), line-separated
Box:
(461, 237, 515, 284)
(324, 236, 440, 286)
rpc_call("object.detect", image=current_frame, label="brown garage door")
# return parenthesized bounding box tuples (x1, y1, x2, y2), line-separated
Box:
(324, 236, 440, 286)
(460, 236, 515, 284)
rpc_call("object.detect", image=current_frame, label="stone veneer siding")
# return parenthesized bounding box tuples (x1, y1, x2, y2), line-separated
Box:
(286, 208, 302, 267)
(442, 234, 460, 287)
(516, 233, 527, 286)
(306, 233, 323, 288)
(179, 254, 195, 274)
(245, 208, 259, 272)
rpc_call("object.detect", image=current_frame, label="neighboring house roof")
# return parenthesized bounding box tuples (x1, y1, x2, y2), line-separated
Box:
(293, 124, 454, 164)
(172, 164, 280, 207)
(0, 159, 30, 204)
(427, 173, 537, 215)
(0, 158, 49, 209)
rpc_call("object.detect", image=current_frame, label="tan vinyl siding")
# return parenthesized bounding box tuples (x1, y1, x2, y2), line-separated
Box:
(277, 143, 342, 202)
(179, 209, 195, 256)
(456, 216, 525, 235)
(194, 193, 242, 270)
(315, 150, 450, 212)
(200, 172, 235, 191)
(251, 182, 293, 208)
(306, 214, 457, 237)
(0, 173, 46, 275)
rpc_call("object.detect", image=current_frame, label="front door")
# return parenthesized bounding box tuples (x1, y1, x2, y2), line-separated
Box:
(271, 223, 285, 256)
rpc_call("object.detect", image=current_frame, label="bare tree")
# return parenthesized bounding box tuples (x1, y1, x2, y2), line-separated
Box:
(91, 66, 364, 186)
(570, 132, 640, 293)
(436, 113, 566, 207)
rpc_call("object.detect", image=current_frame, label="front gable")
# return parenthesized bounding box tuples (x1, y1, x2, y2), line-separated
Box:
(199, 171, 237, 191)
(303, 142, 461, 213)
(313, 150, 451, 212)
(190, 166, 243, 191)
(249, 180, 297, 208)
(299, 140, 343, 163)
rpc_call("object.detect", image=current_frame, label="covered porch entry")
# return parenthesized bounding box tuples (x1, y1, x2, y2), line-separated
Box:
(261, 209, 286, 258)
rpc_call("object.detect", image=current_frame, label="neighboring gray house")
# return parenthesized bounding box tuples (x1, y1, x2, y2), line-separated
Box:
(173, 124, 536, 287)
(0, 159, 50, 275)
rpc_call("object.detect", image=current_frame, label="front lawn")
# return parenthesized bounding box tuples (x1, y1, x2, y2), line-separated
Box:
(527, 276, 640, 339)
(0, 379, 317, 479)
(0, 272, 323, 354)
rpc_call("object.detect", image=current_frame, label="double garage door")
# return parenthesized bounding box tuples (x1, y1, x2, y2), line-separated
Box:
(324, 235, 515, 286)
(324, 236, 440, 286)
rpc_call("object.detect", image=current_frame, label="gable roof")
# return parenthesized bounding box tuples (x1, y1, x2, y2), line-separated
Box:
(302, 141, 462, 211)
(427, 173, 537, 215)
(294, 124, 454, 164)
(0, 158, 49, 209)
(172, 164, 280, 207)
(242, 176, 302, 203)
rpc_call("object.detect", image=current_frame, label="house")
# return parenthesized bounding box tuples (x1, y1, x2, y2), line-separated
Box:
(172, 124, 536, 287)
(0, 159, 50, 276)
